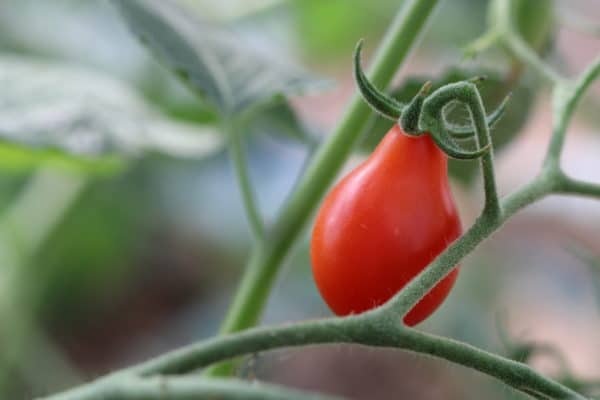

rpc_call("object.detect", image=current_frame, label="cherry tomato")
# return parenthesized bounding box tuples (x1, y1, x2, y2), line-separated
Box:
(311, 125, 461, 326)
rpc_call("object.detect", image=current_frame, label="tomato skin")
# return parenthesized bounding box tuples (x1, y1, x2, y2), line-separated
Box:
(311, 125, 461, 326)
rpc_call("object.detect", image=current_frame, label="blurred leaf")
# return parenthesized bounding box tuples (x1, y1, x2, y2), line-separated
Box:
(512, 0, 554, 53)
(488, 0, 555, 62)
(36, 172, 152, 324)
(247, 97, 318, 146)
(422, 0, 487, 50)
(358, 67, 534, 184)
(179, 0, 285, 20)
(112, 0, 326, 115)
(0, 55, 224, 173)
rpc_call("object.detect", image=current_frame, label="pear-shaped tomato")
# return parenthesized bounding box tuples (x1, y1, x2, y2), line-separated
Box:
(311, 125, 461, 326)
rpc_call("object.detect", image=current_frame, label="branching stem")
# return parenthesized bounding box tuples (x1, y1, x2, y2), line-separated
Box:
(493, 0, 564, 84)
(545, 56, 600, 168)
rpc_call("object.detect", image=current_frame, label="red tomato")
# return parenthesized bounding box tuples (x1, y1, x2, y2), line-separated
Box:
(311, 125, 461, 326)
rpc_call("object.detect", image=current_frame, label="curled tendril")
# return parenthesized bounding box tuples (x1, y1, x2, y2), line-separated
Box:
(420, 81, 497, 160)
(445, 94, 511, 139)
(427, 118, 491, 159)
(354, 40, 404, 121)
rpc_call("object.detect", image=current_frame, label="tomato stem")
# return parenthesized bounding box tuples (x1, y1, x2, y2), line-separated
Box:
(462, 28, 501, 59)
(225, 118, 265, 242)
(544, 56, 600, 169)
(492, 0, 565, 85)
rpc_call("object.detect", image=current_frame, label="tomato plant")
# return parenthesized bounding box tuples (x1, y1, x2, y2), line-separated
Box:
(4, 0, 600, 399)
(311, 125, 461, 326)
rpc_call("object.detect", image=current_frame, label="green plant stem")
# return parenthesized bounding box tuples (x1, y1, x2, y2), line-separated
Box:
(213, 0, 441, 355)
(545, 56, 600, 168)
(398, 329, 583, 400)
(42, 376, 342, 400)
(493, 0, 564, 85)
(0, 170, 87, 393)
(466, 88, 501, 215)
(134, 318, 356, 376)
(559, 175, 600, 198)
(463, 28, 501, 59)
(501, 29, 563, 85)
(226, 118, 265, 241)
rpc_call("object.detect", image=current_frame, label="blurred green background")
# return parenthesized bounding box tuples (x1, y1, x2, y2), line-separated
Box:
(0, 0, 599, 399)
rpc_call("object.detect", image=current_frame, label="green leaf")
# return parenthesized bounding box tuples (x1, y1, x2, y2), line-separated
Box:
(0, 55, 224, 173)
(112, 0, 325, 115)
(358, 67, 534, 184)
(247, 97, 318, 147)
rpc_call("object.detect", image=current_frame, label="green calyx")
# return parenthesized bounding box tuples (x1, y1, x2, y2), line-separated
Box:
(354, 41, 510, 160)
(353, 40, 404, 121)
(399, 81, 431, 135)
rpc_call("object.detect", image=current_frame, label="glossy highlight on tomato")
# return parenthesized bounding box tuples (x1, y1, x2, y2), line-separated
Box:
(311, 125, 461, 326)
